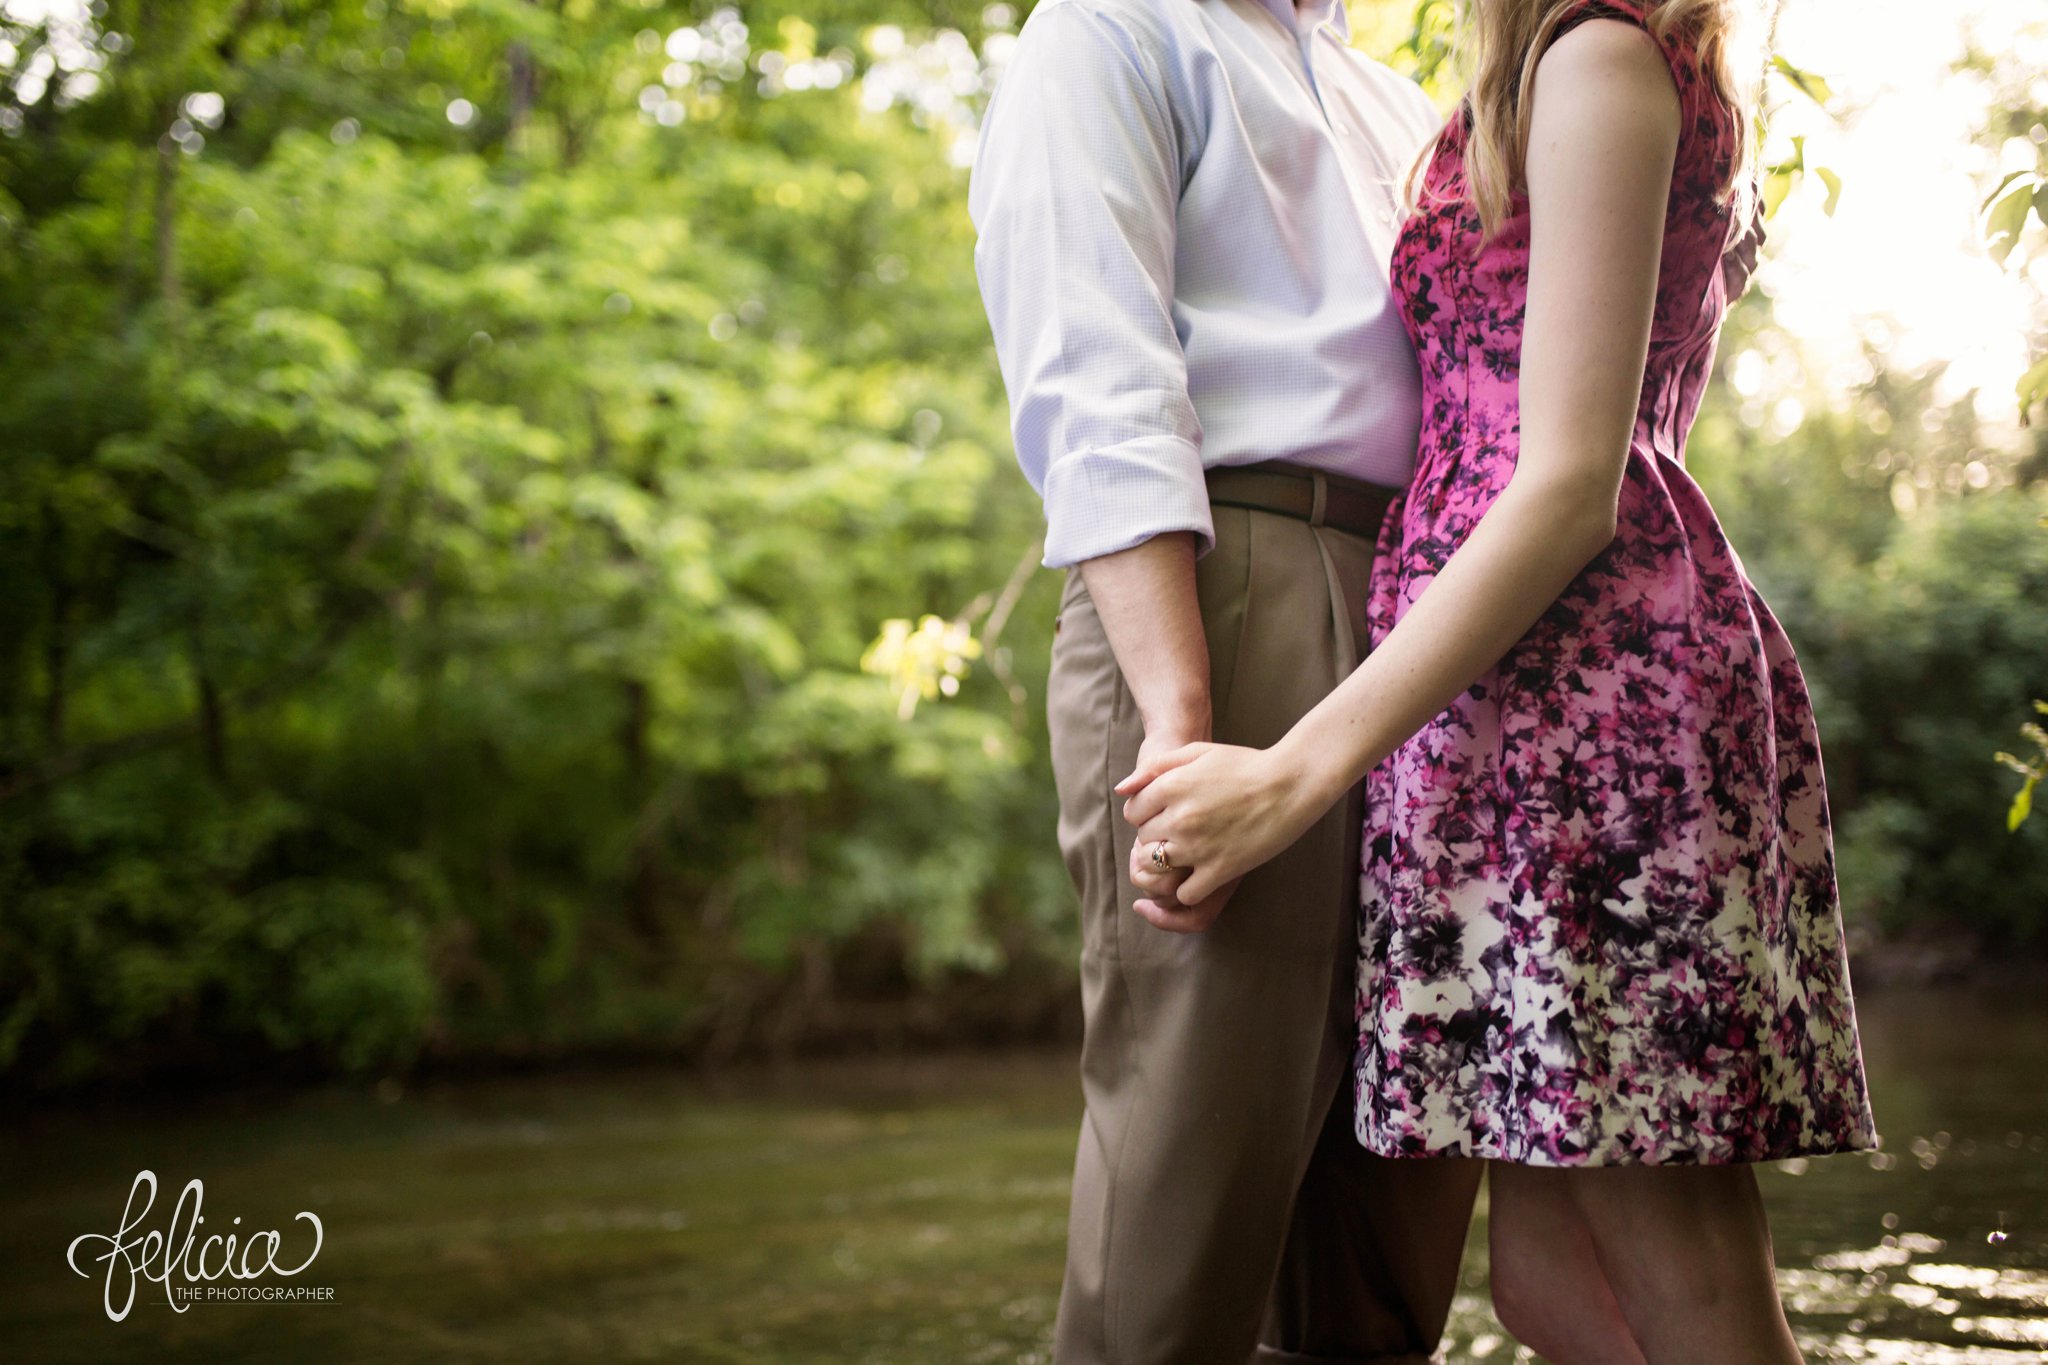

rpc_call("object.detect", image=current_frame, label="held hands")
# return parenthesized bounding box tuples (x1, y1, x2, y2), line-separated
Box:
(1119, 731, 1241, 933)
(1116, 740, 1322, 934)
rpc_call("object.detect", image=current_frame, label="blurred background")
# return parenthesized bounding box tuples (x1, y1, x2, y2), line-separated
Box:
(0, 0, 2043, 1360)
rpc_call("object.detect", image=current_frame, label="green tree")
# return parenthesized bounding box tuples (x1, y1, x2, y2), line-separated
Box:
(2, 1, 2045, 1089)
(1954, 21, 2048, 827)
(0, 0, 1062, 1084)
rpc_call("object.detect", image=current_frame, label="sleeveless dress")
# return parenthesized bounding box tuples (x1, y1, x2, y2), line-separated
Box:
(1354, 1, 1878, 1166)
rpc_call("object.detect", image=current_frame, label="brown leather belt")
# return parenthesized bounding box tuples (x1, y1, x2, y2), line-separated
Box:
(1205, 461, 1397, 541)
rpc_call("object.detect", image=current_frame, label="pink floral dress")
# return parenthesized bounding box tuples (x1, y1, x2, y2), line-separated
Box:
(1355, 0, 1878, 1166)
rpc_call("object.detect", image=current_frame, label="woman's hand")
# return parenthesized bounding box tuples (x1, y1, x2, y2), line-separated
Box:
(1116, 742, 1323, 929)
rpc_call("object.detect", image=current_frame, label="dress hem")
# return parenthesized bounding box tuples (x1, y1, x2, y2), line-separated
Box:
(1352, 1129, 1882, 1169)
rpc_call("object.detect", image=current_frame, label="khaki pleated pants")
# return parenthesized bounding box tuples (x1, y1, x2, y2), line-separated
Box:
(1045, 484, 1477, 1365)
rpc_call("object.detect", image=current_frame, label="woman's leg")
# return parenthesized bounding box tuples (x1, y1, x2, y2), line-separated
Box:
(1564, 1163, 1803, 1365)
(1487, 1163, 1646, 1365)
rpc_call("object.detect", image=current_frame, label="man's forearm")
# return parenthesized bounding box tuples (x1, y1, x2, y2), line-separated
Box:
(1078, 532, 1212, 745)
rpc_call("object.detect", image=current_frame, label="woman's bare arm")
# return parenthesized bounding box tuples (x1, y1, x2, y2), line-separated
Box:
(1121, 19, 1684, 911)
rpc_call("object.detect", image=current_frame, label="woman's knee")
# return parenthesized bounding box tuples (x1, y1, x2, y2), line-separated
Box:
(1487, 1248, 1553, 1352)
(1569, 1166, 1778, 1303)
(1488, 1166, 1624, 1358)
(1558, 1165, 1801, 1363)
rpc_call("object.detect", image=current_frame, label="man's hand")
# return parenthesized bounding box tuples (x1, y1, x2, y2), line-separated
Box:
(1073, 532, 1242, 934)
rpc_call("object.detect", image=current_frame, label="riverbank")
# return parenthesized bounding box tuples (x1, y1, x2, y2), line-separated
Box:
(10, 934, 2043, 1114)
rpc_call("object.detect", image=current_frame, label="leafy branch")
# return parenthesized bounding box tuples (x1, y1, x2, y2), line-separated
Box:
(1996, 701, 2048, 832)
(1760, 56, 1843, 221)
(1978, 169, 2048, 423)
(862, 538, 1041, 723)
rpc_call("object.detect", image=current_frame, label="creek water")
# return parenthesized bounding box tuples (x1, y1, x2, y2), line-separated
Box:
(2, 984, 2043, 1363)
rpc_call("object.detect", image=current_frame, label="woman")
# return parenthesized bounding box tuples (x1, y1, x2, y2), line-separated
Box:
(1114, 1, 1878, 1359)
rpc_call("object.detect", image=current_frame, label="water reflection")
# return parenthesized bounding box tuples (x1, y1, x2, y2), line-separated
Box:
(0, 985, 2039, 1363)
(1757, 985, 2048, 1365)
(1418, 985, 2048, 1361)
(1579, 984, 2044, 1365)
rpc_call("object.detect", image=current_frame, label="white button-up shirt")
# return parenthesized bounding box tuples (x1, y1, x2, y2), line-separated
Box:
(969, 0, 1441, 568)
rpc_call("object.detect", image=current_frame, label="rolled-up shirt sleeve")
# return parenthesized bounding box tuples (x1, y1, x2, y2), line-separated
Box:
(968, 3, 1211, 570)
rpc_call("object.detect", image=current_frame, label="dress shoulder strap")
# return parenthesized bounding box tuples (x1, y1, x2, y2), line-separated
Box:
(1540, 0, 1720, 107)
(1550, 1, 1758, 279)
(1547, 0, 1737, 174)
(1549, 1, 1691, 78)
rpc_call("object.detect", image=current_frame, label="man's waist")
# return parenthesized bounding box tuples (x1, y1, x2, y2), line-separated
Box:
(1204, 461, 1397, 542)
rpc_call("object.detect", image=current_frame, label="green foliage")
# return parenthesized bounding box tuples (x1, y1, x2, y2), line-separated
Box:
(1982, 172, 2042, 268)
(0, 0, 1060, 1084)
(1770, 53, 1835, 110)
(1808, 492, 2048, 936)
(1997, 701, 2048, 832)
(2, 1, 2045, 1088)
(1956, 25, 2048, 824)
(1352, 0, 1456, 100)
(1690, 290, 2048, 941)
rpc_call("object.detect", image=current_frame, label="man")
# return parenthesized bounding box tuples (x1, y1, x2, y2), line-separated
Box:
(967, 1, 1480, 1362)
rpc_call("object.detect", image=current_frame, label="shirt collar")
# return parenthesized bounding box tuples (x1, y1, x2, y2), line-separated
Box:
(1266, 0, 1349, 43)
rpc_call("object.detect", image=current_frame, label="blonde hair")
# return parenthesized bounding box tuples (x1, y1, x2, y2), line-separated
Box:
(1430, 0, 1764, 238)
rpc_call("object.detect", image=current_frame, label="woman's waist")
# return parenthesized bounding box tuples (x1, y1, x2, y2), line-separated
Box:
(1409, 417, 1695, 470)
